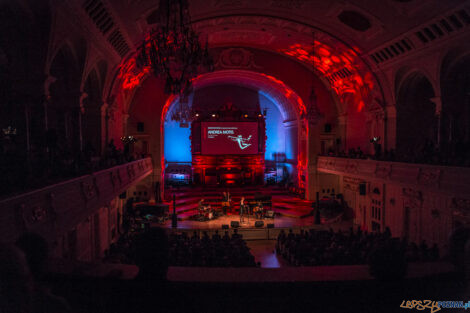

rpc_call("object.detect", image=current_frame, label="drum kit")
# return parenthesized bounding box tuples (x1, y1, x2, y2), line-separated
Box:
(198, 204, 216, 221)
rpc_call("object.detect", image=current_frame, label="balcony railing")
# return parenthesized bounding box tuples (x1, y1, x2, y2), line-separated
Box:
(317, 156, 470, 197)
(0, 158, 153, 244)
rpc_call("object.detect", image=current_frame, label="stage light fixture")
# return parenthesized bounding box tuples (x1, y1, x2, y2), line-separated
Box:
(244, 114, 248, 118)
(212, 114, 216, 117)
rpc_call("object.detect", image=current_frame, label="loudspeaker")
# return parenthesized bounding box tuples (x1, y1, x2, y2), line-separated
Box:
(267, 223, 275, 228)
(222, 224, 229, 229)
(359, 183, 366, 195)
(171, 213, 178, 228)
(255, 221, 264, 228)
(230, 221, 240, 228)
(265, 210, 274, 218)
(119, 192, 126, 199)
(324, 123, 332, 133)
(137, 122, 144, 132)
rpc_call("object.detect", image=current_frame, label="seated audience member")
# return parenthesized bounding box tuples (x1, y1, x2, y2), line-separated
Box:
(0, 244, 34, 313)
(132, 228, 169, 281)
(16, 233, 71, 313)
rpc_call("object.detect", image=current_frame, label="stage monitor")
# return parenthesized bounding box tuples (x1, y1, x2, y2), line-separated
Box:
(201, 122, 259, 155)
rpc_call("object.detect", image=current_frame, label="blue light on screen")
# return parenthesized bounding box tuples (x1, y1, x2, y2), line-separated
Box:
(258, 91, 286, 161)
(164, 120, 192, 162)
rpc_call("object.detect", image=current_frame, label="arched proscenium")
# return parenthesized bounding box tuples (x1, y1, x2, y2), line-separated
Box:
(161, 69, 306, 123)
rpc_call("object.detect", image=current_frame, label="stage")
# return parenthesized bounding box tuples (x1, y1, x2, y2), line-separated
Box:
(155, 185, 346, 234)
(160, 214, 318, 230)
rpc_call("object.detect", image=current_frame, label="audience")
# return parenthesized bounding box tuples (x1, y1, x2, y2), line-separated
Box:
(0, 244, 34, 313)
(167, 229, 256, 267)
(276, 227, 440, 266)
(0, 138, 143, 197)
(323, 138, 470, 167)
(15, 233, 71, 313)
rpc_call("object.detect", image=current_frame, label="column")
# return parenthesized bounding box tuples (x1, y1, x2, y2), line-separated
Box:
(79, 92, 88, 153)
(306, 117, 323, 201)
(101, 102, 108, 156)
(385, 106, 397, 151)
(337, 114, 347, 153)
(430, 97, 442, 147)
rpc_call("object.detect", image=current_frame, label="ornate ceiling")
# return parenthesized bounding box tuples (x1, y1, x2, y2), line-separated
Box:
(104, 0, 467, 114)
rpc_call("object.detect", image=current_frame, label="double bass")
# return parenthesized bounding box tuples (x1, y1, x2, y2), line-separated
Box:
(221, 192, 231, 214)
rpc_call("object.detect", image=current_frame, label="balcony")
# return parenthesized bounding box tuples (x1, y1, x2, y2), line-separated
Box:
(317, 156, 470, 196)
(0, 158, 153, 244)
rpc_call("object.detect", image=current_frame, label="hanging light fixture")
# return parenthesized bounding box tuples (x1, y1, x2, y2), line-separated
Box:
(136, 0, 214, 98)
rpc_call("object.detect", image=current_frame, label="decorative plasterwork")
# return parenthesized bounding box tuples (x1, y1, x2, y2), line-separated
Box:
(451, 197, 470, 221)
(402, 187, 423, 210)
(213, 0, 244, 7)
(215, 48, 262, 70)
(270, 0, 308, 10)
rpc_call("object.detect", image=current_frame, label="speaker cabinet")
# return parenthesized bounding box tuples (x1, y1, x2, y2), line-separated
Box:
(265, 210, 275, 218)
(230, 221, 240, 228)
(359, 183, 367, 195)
(255, 221, 264, 228)
(222, 224, 229, 229)
(324, 123, 332, 133)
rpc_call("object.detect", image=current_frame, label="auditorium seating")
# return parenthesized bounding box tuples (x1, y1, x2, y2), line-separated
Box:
(276, 228, 440, 267)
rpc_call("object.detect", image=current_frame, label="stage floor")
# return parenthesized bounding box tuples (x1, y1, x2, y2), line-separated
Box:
(163, 185, 315, 223)
(160, 214, 319, 230)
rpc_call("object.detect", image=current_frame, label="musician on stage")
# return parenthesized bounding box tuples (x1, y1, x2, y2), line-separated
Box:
(255, 201, 264, 219)
(222, 192, 231, 215)
(240, 197, 245, 223)
(198, 198, 205, 216)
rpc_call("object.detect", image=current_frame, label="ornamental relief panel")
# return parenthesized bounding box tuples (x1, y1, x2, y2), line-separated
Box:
(271, 0, 308, 9)
(418, 168, 441, 187)
(213, 0, 244, 7)
(451, 197, 470, 223)
(15, 192, 58, 231)
(402, 188, 423, 210)
(375, 163, 392, 179)
(343, 176, 362, 191)
(81, 178, 99, 202)
(215, 48, 262, 70)
(345, 161, 358, 174)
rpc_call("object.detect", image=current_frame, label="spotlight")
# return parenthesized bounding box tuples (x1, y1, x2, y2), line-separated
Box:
(244, 114, 248, 118)
(212, 114, 216, 117)
(258, 114, 262, 117)
(195, 113, 199, 117)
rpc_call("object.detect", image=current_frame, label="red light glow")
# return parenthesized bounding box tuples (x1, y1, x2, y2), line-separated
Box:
(279, 42, 375, 112)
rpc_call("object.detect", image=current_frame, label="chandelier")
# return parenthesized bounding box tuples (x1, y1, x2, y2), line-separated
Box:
(136, 0, 214, 98)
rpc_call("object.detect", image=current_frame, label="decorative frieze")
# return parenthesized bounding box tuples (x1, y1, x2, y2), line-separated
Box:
(0, 158, 152, 245)
(418, 168, 441, 187)
(402, 188, 423, 210)
(375, 163, 392, 179)
(215, 48, 262, 70)
(271, 0, 307, 9)
(317, 156, 470, 197)
(451, 197, 470, 221)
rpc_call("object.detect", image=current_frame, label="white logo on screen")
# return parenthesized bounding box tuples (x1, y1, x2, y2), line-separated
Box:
(228, 135, 252, 150)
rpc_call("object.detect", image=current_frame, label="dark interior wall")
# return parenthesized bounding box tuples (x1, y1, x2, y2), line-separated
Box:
(192, 84, 260, 113)
(128, 76, 168, 167)
(441, 56, 470, 144)
(396, 74, 436, 156)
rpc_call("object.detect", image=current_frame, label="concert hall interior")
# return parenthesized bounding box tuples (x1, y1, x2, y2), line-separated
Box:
(1, 0, 470, 312)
